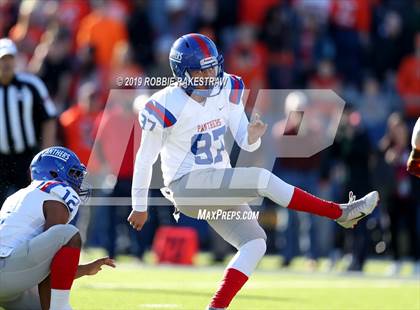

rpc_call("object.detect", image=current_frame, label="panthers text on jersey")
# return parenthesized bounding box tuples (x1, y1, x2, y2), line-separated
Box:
(0, 180, 80, 257)
(132, 73, 261, 211)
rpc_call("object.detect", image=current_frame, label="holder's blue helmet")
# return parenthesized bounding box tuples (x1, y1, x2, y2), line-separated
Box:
(30, 146, 88, 197)
(169, 33, 224, 97)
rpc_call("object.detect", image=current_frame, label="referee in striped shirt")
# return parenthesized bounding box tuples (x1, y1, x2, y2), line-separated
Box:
(0, 38, 57, 206)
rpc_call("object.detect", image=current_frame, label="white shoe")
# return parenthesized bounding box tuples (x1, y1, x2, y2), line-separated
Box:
(336, 191, 379, 229)
(387, 261, 402, 276)
(413, 261, 420, 276)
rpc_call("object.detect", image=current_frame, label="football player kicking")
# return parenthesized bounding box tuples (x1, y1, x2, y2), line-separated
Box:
(407, 117, 420, 177)
(128, 34, 379, 310)
(0, 147, 115, 310)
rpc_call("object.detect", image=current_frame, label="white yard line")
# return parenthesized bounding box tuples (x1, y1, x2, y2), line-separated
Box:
(79, 280, 419, 291)
(138, 304, 180, 309)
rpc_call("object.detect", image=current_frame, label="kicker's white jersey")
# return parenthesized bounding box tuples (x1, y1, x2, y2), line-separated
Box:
(0, 180, 80, 257)
(132, 73, 261, 211)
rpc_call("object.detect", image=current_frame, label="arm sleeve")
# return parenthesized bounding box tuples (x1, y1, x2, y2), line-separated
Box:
(412, 117, 420, 150)
(228, 100, 261, 152)
(131, 115, 164, 212)
(28, 74, 57, 121)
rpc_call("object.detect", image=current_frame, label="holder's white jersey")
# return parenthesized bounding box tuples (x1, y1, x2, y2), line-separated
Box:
(412, 117, 420, 150)
(0, 180, 80, 257)
(132, 73, 261, 211)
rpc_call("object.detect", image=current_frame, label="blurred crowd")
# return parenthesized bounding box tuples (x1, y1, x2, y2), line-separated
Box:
(0, 0, 419, 274)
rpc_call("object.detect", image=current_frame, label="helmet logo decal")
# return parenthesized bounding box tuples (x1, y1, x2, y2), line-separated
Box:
(44, 148, 71, 162)
(170, 51, 183, 63)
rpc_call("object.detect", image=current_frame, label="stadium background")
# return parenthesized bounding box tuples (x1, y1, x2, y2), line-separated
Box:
(0, 0, 419, 275)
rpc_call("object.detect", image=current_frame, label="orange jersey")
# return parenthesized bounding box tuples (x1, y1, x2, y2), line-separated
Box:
(59, 104, 101, 171)
(77, 12, 127, 70)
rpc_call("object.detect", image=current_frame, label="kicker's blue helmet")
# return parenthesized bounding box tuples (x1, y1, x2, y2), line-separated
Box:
(169, 33, 224, 97)
(30, 146, 88, 197)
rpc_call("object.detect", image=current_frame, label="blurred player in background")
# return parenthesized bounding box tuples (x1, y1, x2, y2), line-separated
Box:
(0, 147, 115, 310)
(129, 33, 379, 310)
(407, 117, 420, 177)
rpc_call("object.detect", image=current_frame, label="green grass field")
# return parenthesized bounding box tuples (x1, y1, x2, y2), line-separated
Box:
(70, 250, 420, 310)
